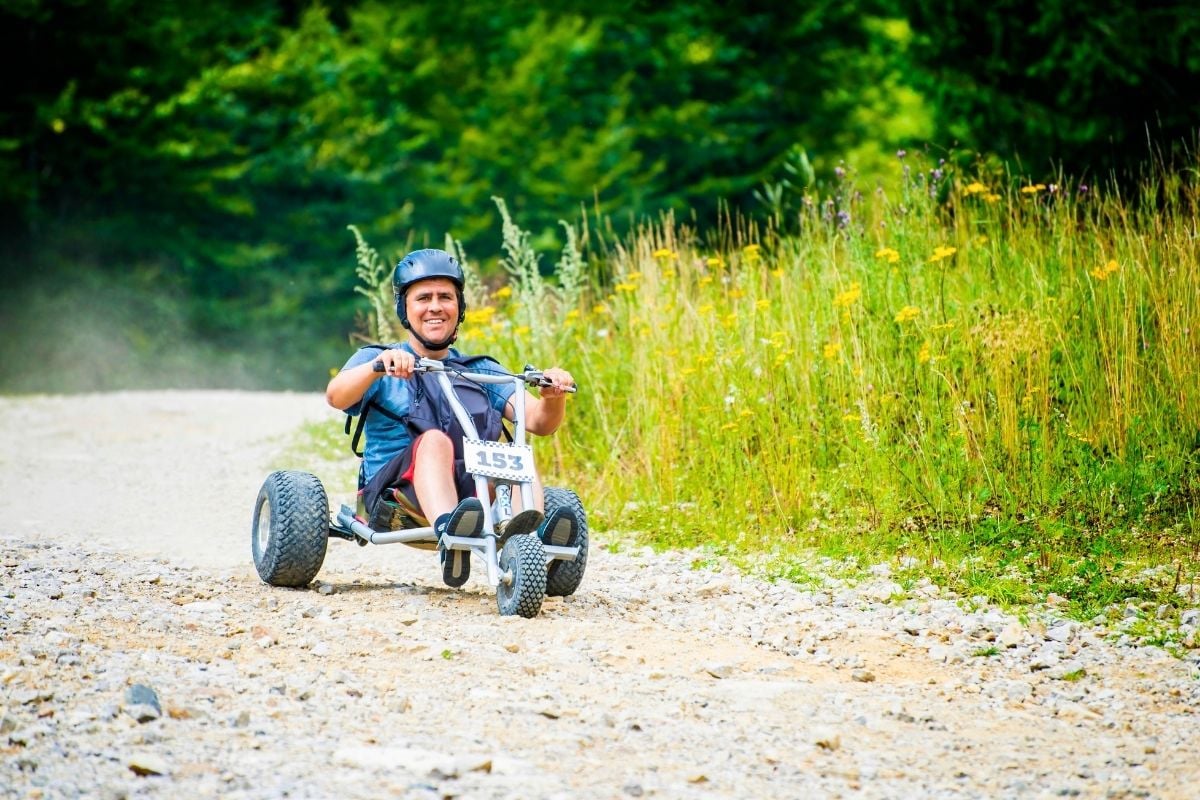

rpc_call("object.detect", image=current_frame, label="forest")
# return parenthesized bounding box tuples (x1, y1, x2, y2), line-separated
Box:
(1, 0, 1197, 391)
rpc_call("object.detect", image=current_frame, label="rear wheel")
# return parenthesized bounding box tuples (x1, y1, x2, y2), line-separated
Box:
(496, 534, 546, 618)
(543, 487, 588, 597)
(252, 470, 329, 587)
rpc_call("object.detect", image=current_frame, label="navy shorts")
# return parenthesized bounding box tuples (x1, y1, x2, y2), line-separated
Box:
(360, 433, 476, 526)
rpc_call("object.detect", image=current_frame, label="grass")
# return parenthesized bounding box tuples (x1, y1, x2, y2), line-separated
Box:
(334, 154, 1200, 638)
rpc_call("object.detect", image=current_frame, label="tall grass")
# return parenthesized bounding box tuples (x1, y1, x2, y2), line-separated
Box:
(353, 155, 1200, 619)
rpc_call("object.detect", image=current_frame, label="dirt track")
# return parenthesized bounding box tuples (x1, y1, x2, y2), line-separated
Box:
(2, 392, 1199, 799)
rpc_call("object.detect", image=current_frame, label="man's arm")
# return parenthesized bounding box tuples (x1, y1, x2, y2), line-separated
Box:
(325, 348, 415, 411)
(518, 366, 574, 436)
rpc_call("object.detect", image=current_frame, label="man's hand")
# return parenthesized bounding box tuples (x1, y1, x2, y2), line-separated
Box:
(538, 367, 575, 398)
(377, 348, 416, 379)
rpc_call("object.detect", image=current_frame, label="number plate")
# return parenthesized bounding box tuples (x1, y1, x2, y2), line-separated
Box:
(463, 438, 536, 482)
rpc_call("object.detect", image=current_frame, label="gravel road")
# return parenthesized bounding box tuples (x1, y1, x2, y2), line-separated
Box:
(2, 392, 1199, 799)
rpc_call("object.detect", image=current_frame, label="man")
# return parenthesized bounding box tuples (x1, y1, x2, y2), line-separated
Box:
(326, 248, 577, 587)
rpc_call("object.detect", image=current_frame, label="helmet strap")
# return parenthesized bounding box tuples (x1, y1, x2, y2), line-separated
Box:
(406, 323, 459, 352)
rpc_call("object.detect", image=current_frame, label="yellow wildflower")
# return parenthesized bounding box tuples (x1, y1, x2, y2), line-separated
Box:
(1089, 259, 1120, 281)
(698, 303, 714, 315)
(875, 247, 901, 264)
(494, 285, 513, 299)
(652, 248, 675, 260)
(663, 268, 677, 279)
(707, 256, 726, 270)
(929, 245, 957, 263)
(592, 303, 610, 315)
(964, 181, 987, 195)
(465, 307, 497, 325)
(894, 305, 921, 323)
(626, 271, 642, 281)
(930, 321, 955, 332)
(917, 342, 932, 363)
(514, 325, 531, 337)
(823, 342, 842, 360)
(833, 282, 862, 308)
(742, 244, 762, 263)
(1020, 183, 1047, 194)
(729, 288, 744, 299)
(984, 193, 1001, 203)
(614, 282, 636, 293)
(771, 268, 785, 279)
(565, 308, 581, 320)
(842, 413, 859, 423)
(720, 422, 738, 431)
(756, 299, 770, 311)
(699, 275, 713, 287)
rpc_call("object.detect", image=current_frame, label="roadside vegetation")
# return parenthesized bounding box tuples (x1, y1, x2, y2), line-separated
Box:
(345, 154, 1200, 641)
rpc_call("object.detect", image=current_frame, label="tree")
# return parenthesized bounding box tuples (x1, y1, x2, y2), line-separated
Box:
(898, 0, 1200, 178)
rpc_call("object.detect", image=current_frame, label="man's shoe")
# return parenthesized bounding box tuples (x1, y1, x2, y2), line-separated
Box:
(435, 497, 484, 588)
(367, 497, 403, 531)
(497, 508, 543, 545)
(537, 506, 579, 549)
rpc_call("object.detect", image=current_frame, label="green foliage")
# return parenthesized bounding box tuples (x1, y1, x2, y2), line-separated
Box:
(349, 225, 395, 344)
(898, 0, 1200, 176)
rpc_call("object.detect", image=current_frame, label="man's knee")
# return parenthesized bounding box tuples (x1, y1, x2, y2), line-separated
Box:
(414, 430, 454, 462)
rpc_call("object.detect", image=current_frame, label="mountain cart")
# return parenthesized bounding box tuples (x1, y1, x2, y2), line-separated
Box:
(250, 358, 588, 618)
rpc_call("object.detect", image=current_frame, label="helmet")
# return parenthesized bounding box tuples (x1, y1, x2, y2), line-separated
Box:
(392, 248, 467, 348)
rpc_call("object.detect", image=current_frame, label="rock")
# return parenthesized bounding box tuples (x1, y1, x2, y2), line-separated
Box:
(865, 581, 904, 602)
(1046, 622, 1076, 643)
(123, 685, 161, 723)
(703, 663, 733, 679)
(851, 669, 876, 683)
(128, 753, 171, 776)
(813, 729, 841, 751)
(998, 622, 1026, 648)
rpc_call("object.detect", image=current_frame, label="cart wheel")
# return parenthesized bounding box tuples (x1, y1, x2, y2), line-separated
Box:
(252, 470, 329, 587)
(543, 487, 588, 597)
(496, 534, 546, 618)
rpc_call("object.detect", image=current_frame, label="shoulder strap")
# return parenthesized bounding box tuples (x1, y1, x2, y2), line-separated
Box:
(344, 344, 397, 457)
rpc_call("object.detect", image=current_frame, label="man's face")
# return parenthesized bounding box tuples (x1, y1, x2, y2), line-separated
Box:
(406, 277, 459, 342)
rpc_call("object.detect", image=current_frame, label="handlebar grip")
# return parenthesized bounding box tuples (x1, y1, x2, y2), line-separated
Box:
(538, 378, 578, 393)
(373, 360, 385, 373)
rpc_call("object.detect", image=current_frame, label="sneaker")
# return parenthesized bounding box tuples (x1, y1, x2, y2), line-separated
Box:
(367, 497, 403, 531)
(435, 497, 484, 588)
(496, 508, 544, 545)
(537, 506, 579, 549)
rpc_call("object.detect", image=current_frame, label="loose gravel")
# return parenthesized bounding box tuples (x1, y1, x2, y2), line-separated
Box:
(2, 392, 1198, 799)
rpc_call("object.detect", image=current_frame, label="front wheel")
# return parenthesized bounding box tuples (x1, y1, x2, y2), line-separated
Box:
(252, 470, 329, 587)
(496, 534, 546, 618)
(543, 487, 588, 597)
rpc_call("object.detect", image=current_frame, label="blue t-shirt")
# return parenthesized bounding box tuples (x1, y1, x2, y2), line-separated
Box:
(340, 343, 516, 483)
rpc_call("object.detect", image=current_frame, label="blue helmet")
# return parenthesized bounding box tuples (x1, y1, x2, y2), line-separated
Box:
(392, 248, 467, 327)
(392, 249, 466, 349)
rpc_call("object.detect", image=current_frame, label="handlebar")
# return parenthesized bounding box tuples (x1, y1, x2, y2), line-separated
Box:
(373, 356, 577, 393)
